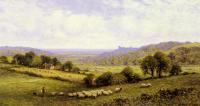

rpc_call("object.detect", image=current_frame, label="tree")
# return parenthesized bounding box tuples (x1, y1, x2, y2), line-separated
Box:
(168, 52, 176, 63)
(72, 67, 80, 73)
(154, 51, 171, 78)
(95, 72, 113, 87)
(31, 56, 42, 68)
(24, 51, 36, 66)
(121, 66, 133, 82)
(40, 55, 51, 64)
(141, 55, 157, 78)
(0, 56, 9, 63)
(62, 61, 73, 71)
(13, 54, 25, 65)
(40, 55, 51, 69)
(170, 64, 182, 76)
(51, 57, 60, 66)
(84, 74, 95, 87)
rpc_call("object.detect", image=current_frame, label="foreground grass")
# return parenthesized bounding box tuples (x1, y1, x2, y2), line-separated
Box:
(0, 69, 84, 106)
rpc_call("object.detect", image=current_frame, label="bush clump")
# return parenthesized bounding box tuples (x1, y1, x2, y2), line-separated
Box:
(132, 73, 142, 83)
(72, 67, 81, 73)
(121, 66, 142, 83)
(95, 72, 113, 87)
(84, 74, 95, 87)
(111, 73, 127, 85)
(121, 66, 134, 82)
(170, 64, 182, 76)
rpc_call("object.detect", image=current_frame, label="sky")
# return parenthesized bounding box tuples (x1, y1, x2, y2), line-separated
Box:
(0, 0, 200, 49)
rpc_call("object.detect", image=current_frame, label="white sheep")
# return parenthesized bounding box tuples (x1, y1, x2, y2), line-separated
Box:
(58, 92, 64, 96)
(50, 92, 57, 96)
(102, 91, 110, 95)
(114, 88, 122, 92)
(147, 83, 152, 86)
(77, 93, 85, 98)
(72, 92, 77, 96)
(84, 92, 92, 97)
(68, 93, 73, 97)
(140, 83, 152, 88)
(91, 93, 98, 98)
(107, 90, 113, 94)
(97, 90, 103, 96)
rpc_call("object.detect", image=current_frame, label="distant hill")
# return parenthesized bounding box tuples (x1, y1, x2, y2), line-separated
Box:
(0, 46, 53, 56)
(92, 41, 200, 65)
(0, 46, 112, 63)
(98, 46, 138, 58)
(139, 41, 191, 51)
(46, 49, 112, 63)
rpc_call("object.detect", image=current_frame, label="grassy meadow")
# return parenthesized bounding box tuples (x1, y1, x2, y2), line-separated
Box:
(78, 64, 200, 77)
(0, 63, 200, 106)
(0, 64, 86, 83)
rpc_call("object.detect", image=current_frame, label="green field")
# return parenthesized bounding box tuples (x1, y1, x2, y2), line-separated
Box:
(0, 68, 82, 106)
(0, 63, 200, 106)
(79, 64, 200, 77)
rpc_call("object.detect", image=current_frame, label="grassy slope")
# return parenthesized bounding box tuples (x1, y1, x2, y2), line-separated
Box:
(166, 42, 200, 53)
(0, 69, 83, 106)
(0, 63, 199, 106)
(0, 64, 86, 83)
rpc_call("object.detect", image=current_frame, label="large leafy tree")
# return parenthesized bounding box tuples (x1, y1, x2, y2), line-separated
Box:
(154, 51, 171, 78)
(141, 55, 157, 78)
(24, 51, 36, 66)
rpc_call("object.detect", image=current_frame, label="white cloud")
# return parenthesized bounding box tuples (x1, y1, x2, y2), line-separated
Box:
(0, 0, 200, 49)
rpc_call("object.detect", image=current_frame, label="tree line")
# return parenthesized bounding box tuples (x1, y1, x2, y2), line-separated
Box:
(1, 51, 80, 73)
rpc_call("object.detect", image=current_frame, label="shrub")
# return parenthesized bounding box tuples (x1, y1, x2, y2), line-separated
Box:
(72, 67, 81, 73)
(132, 73, 142, 83)
(121, 66, 134, 82)
(95, 72, 113, 87)
(170, 64, 182, 76)
(84, 74, 95, 87)
(112, 73, 127, 85)
(62, 61, 73, 71)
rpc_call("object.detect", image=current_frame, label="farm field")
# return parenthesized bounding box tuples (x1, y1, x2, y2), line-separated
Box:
(79, 64, 200, 77)
(0, 64, 86, 83)
(0, 63, 200, 106)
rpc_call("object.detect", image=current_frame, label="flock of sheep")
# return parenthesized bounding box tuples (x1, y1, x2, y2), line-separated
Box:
(33, 87, 122, 99)
(67, 88, 122, 99)
(33, 83, 152, 99)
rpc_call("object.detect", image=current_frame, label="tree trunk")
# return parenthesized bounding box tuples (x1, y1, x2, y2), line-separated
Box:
(151, 69, 154, 78)
(158, 70, 162, 78)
